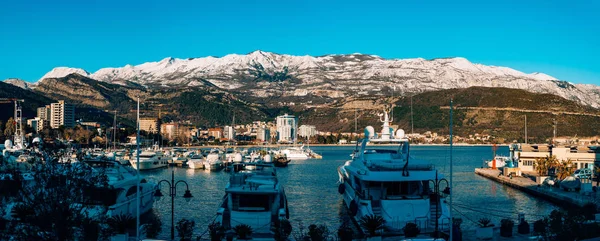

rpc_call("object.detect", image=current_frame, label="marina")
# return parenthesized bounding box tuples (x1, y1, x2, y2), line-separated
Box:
(136, 145, 564, 240)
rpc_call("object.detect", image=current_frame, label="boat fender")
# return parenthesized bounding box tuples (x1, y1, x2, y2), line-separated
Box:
(349, 200, 358, 216)
(338, 183, 345, 195)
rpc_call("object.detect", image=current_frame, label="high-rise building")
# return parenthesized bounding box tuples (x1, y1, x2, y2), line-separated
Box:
(37, 105, 51, 120)
(298, 125, 317, 138)
(139, 118, 160, 133)
(257, 126, 271, 142)
(35, 105, 51, 131)
(223, 126, 235, 140)
(50, 100, 75, 128)
(161, 123, 179, 140)
(276, 114, 297, 143)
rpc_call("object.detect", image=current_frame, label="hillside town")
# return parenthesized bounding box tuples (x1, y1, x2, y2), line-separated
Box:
(4, 99, 599, 148)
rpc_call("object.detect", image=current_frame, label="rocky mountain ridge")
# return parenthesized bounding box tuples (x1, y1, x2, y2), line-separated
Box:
(7, 50, 598, 108)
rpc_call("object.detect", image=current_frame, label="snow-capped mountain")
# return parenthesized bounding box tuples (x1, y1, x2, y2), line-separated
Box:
(35, 50, 600, 107)
(3, 78, 31, 89)
(40, 67, 90, 81)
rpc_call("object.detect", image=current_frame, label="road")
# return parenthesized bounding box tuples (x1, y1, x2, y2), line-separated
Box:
(439, 106, 600, 118)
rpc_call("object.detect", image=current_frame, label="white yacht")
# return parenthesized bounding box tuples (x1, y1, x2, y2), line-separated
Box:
(204, 150, 225, 171)
(83, 159, 156, 217)
(187, 153, 205, 169)
(485, 155, 509, 168)
(337, 107, 451, 236)
(129, 150, 167, 170)
(216, 163, 289, 237)
(278, 146, 310, 161)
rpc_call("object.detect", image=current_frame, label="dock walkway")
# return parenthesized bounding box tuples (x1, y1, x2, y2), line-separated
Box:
(475, 168, 599, 208)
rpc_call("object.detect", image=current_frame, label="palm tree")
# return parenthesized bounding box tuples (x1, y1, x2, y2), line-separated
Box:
(555, 159, 575, 180)
(359, 214, 386, 237)
(534, 155, 559, 176)
(534, 157, 547, 176)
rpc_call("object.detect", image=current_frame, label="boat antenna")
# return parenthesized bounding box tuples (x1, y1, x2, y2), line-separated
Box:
(113, 110, 117, 150)
(135, 97, 141, 241)
(449, 98, 454, 241)
(354, 107, 357, 135)
(410, 94, 414, 134)
(391, 85, 395, 119)
(524, 115, 527, 144)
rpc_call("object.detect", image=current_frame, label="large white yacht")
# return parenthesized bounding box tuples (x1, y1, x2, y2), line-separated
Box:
(278, 146, 310, 161)
(337, 107, 451, 236)
(216, 163, 289, 237)
(83, 159, 157, 217)
(129, 150, 168, 170)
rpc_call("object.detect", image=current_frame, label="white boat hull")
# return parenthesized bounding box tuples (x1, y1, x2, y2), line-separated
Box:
(129, 155, 168, 170)
(203, 161, 224, 171)
(107, 183, 156, 217)
(486, 159, 506, 168)
(188, 160, 204, 169)
(285, 153, 309, 161)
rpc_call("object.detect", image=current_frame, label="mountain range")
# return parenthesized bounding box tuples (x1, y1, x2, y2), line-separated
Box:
(2, 51, 600, 141)
(6, 50, 600, 108)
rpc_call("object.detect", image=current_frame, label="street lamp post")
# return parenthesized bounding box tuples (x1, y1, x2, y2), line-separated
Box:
(428, 170, 450, 238)
(154, 169, 193, 240)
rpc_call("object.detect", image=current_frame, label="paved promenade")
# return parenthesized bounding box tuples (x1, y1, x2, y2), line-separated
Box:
(475, 168, 599, 208)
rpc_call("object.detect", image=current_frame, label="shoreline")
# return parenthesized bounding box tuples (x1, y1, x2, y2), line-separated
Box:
(164, 143, 508, 149)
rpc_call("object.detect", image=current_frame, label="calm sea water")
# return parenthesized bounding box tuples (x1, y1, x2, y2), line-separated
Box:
(140, 145, 560, 239)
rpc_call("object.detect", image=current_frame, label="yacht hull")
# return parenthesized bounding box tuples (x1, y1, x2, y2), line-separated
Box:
(106, 183, 156, 217)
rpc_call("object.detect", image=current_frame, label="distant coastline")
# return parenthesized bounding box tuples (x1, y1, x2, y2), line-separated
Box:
(168, 143, 509, 149)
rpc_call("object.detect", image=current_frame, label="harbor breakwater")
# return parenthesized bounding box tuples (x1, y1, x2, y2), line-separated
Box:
(475, 168, 599, 208)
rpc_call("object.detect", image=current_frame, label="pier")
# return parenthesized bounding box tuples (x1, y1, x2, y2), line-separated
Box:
(475, 168, 599, 208)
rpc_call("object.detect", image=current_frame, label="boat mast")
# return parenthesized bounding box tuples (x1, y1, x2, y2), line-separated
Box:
(449, 99, 453, 241)
(135, 97, 141, 241)
(524, 115, 527, 144)
(113, 110, 117, 150)
(391, 85, 395, 118)
(411, 95, 414, 134)
(354, 107, 357, 135)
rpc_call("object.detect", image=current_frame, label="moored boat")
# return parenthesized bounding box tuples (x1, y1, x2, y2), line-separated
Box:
(83, 159, 157, 217)
(129, 150, 168, 170)
(216, 162, 289, 238)
(337, 106, 451, 236)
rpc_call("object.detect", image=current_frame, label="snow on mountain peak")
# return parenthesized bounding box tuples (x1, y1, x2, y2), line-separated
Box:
(31, 50, 599, 107)
(528, 72, 557, 81)
(39, 67, 90, 82)
(3, 78, 31, 89)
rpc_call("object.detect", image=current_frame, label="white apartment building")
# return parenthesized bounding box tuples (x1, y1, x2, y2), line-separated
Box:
(276, 114, 297, 143)
(257, 126, 271, 142)
(50, 100, 75, 128)
(223, 126, 235, 140)
(161, 123, 178, 140)
(516, 144, 600, 173)
(298, 125, 317, 138)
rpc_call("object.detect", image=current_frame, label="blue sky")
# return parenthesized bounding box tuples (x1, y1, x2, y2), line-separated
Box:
(1, 0, 598, 84)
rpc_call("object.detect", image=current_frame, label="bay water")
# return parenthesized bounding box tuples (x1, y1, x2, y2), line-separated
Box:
(141, 145, 560, 239)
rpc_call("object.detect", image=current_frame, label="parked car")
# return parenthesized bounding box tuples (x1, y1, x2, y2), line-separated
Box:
(573, 168, 592, 179)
